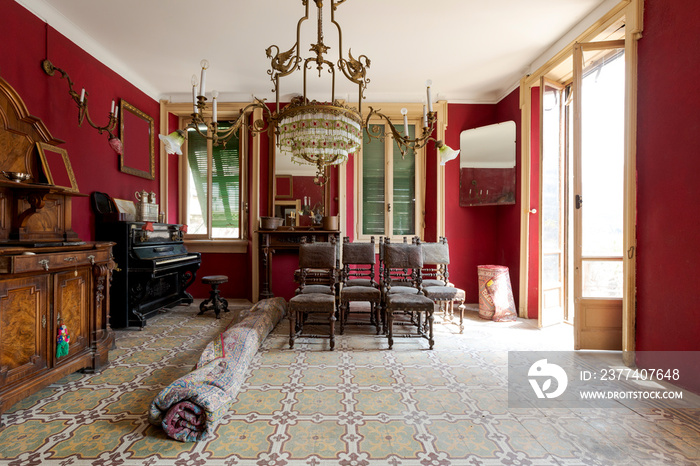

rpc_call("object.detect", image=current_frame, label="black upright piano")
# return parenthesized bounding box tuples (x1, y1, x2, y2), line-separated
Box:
(96, 221, 201, 328)
(92, 193, 201, 328)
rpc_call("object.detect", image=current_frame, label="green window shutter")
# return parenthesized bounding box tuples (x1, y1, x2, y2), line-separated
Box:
(362, 125, 385, 236)
(186, 123, 240, 239)
(393, 124, 415, 236)
(186, 126, 209, 232)
(211, 123, 240, 235)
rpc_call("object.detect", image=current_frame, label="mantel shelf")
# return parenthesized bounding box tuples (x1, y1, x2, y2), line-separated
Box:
(0, 179, 87, 197)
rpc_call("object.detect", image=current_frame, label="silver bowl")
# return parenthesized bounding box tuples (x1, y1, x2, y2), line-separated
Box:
(2, 171, 32, 182)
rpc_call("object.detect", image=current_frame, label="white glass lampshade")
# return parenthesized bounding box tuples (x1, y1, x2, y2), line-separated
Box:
(437, 140, 460, 165)
(159, 129, 186, 155)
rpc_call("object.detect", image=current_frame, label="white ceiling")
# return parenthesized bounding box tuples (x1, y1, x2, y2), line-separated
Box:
(18, 0, 613, 105)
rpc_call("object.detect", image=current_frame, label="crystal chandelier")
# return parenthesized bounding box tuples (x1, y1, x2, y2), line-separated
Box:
(170, 0, 457, 184)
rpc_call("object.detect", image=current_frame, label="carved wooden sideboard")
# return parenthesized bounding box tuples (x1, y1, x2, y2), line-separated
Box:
(0, 76, 114, 421)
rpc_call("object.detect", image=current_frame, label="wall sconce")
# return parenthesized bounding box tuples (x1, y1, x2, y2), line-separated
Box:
(437, 140, 460, 165)
(42, 59, 121, 154)
(158, 130, 186, 155)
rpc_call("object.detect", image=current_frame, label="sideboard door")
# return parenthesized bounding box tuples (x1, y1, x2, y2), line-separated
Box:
(0, 276, 49, 388)
(52, 268, 90, 364)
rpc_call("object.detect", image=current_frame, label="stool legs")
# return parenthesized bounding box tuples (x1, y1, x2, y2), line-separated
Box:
(199, 283, 229, 319)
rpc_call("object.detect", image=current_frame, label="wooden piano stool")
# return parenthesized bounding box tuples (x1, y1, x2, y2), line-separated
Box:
(199, 275, 230, 319)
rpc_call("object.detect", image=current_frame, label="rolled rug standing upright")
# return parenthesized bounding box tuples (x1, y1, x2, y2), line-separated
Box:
(477, 265, 517, 322)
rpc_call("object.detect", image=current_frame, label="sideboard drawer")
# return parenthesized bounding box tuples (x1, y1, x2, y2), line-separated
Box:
(0, 249, 111, 274)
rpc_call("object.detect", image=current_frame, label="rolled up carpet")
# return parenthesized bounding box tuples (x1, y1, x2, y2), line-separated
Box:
(148, 297, 286, 442)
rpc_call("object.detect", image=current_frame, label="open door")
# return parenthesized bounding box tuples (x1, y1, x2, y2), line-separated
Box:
(573, 40, 626, 350)
(539, 78, 567, 328)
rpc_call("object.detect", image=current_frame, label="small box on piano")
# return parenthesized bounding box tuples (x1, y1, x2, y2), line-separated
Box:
(138, 203, 159, 222)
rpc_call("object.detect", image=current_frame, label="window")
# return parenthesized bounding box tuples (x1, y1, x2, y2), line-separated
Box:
(181, 121, 246, 242)
(356, 117, 424, 241)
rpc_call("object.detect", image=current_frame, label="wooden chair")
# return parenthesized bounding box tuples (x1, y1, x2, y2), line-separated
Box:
(422, 237, 466, 333)
(289, 239, 338, 350)
(339, 237, 381, 335)
(293, 237, 339, 295)
(381, 239, 435, 349)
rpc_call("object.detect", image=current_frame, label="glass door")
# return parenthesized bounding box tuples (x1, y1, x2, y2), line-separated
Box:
(539, 78, 566, 327)
(573, 40, 626, 350)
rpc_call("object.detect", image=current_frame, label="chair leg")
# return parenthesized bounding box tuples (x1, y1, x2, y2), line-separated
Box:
(339, 301, 347, 335)
(373, 301, 381, 335)
(329, 306, 336, 351)
(289, 308, 296, 349)
(428, 308, 435, 350)
(387, 309, 394, 349)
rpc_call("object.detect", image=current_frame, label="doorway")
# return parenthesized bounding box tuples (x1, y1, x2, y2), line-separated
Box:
(538, 41, 626, 350)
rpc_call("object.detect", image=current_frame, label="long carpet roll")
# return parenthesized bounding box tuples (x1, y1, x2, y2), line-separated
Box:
(148, 297, 286, 442)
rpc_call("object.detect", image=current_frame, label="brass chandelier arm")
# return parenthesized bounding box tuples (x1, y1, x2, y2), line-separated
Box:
(188, 98, 273, 147)
(42, 59, 118, 136)
(330, 0, 370, 115)
(266, 0, 312, 112)
(364, 106, 439, 159)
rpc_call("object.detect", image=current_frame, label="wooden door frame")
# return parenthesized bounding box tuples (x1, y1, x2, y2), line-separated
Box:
(518, 0, 641, 360)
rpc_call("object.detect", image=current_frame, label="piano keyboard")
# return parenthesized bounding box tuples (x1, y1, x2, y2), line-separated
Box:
(155, 254, 199, 265)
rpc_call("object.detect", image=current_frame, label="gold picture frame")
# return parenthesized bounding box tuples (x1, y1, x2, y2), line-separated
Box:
(36, 142, 79, 192)
(119, 99, 155, 180)
(275, 174, 293, 199)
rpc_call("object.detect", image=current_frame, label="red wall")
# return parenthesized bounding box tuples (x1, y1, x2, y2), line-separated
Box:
(443, 104, 501, 303)
(0, 2, 159, 241)
(444, 99, 523, 307)
(635, 0, 700, 392)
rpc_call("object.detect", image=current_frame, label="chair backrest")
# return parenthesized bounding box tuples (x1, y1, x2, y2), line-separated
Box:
(342, 236, 376, 285)
(342, 237, 376, 264)
(299, 241, 337, 269)
(421, 241, 450, 265)
(381, 239, 424, 292)
(297, 240, 337, 293)
(421, 238, 451, 284)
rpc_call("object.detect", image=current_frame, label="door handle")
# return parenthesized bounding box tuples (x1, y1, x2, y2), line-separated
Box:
(576, 194, 583, 209)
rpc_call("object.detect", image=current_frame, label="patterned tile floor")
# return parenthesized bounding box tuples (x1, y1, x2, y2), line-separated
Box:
(0, 301, 698, 466)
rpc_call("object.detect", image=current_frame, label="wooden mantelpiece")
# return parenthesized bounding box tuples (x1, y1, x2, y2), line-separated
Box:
(0, 76, 114, 422)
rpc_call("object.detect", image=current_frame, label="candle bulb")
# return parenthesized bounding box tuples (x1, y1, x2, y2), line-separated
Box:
(199, 59, 209, 98)
(111, 100, 115, 114)
(422, 104, 428, 128)
(401, 108, 409, 139)
(191, 75, 198, 114)
(426, 79, 433, 113)
(114, 106, 118, 119)
(79, 88, 85, 103)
